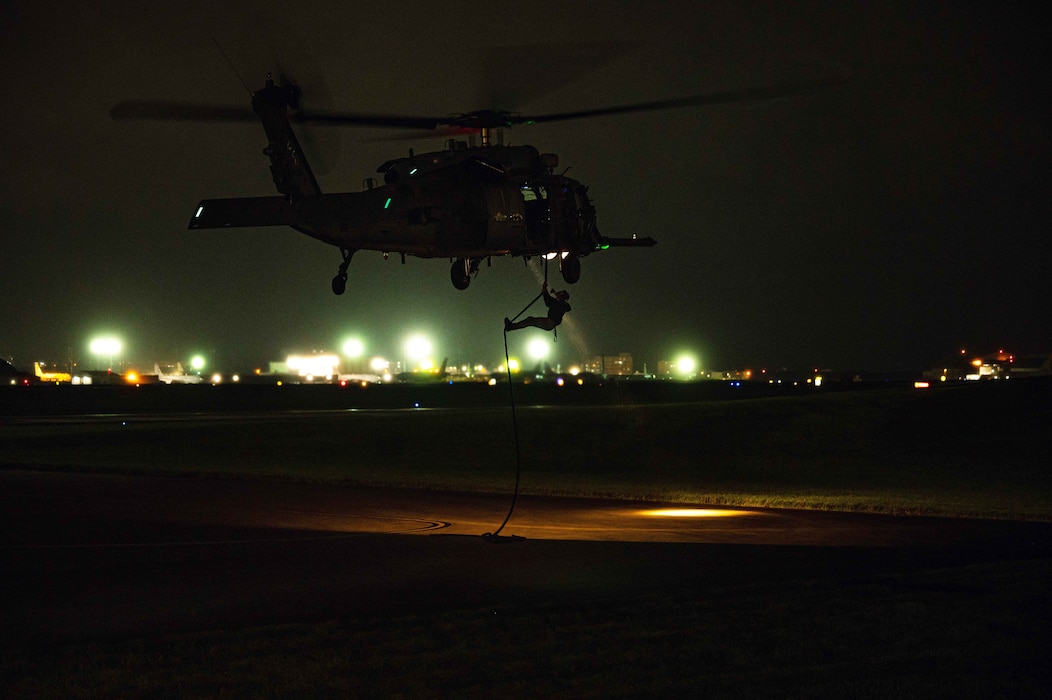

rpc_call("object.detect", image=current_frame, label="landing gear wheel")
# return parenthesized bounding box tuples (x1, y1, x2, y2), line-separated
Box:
(560, 254, 581, 285)
(451, 259, 471, 290)
(332, 248, 355, 295)
(331, 272, 347, 295)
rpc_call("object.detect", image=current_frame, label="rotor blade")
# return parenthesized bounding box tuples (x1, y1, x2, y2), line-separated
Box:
(509, 76, 847, 125)
(110, 100, 443, 130)
(309, 74, 847, 130)
(364, 126, 480, 142)
(289, 110, 443, 129)
(112, 74, 846, 128)
(110, 100, 258, 121)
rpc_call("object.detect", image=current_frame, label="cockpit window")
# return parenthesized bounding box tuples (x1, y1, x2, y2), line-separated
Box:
(520, 185, 547, 202)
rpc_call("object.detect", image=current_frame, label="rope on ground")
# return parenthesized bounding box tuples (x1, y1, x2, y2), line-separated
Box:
(483, 327, 523, 541)
(484, 260, 550, 541)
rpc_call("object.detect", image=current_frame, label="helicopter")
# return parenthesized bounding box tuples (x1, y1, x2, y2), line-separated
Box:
(111, 73, 839, 293)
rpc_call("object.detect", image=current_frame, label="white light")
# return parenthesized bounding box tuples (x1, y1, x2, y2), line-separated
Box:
(676, 355, 697, 375)
(342, 338, 365, 358)
(287, 354, 340, 378)
(89, 337, 122, 356)
(195, 205, 204, 218)
(404, 335, 432, 361)
(527, 337, 549, 360)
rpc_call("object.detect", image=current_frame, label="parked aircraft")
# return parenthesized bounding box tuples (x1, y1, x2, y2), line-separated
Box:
(155, 363, 203, 385)
(394, 358, 449, 383)
(34, 362, 71, 384)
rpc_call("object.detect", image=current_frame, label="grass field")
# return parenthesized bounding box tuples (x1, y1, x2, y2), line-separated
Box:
(2, 380, 1049, 519)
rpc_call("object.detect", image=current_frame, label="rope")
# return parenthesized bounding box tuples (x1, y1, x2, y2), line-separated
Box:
(486, 326, 522, 539)
(486, 259, 551, 540)
(509, 291, 544, 324)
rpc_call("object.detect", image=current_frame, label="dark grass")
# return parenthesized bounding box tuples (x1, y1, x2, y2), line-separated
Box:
(3, 558, 1049, 698)
(2, 380, 1050, 518)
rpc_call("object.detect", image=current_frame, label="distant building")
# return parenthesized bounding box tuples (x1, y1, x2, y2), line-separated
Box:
(656, 358, 702, 378)
(584, 353, 633, 376)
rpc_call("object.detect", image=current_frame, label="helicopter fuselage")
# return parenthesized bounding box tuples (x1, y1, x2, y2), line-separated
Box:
(190, 145, 600, 259)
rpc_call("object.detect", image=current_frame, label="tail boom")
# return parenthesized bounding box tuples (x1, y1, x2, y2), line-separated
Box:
(188, 197, 294, 229)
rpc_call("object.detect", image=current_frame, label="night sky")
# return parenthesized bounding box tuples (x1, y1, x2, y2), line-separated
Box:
(3, 1, 1048, 373)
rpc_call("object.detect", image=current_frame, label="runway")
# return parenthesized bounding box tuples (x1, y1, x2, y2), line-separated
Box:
(3, 469, 1050, 646)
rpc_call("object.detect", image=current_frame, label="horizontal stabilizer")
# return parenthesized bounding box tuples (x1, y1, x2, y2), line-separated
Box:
(187, 197, 294, 230)
(599, 235, 657, 248)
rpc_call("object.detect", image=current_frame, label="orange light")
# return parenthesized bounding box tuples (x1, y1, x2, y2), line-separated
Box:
(638, 508, 760, 518)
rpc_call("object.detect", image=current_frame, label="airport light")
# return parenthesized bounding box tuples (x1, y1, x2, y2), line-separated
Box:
(369, 356, 393, 382)
(341, 337, 367, 374)
(404, 333, 433, 370)
(496, 358, 521, 375)
(527, 337, 550, 362)
(190, 355, 206, 372)
(675, 354, 698, 378)
(342, 337, 365, 359)
(89, 336, 122, 370)
(404, 334, 431, 360)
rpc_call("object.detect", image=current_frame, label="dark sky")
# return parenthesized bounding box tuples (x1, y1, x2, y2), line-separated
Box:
(2, 1, 1049, 373)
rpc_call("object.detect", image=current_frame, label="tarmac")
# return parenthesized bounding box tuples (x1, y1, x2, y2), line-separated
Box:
(4, 469, 1050, 646)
